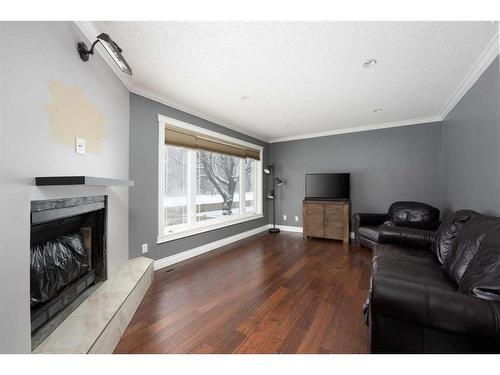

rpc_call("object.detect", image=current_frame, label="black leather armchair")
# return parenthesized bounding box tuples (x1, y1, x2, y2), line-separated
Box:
(354, 201, 440, 250)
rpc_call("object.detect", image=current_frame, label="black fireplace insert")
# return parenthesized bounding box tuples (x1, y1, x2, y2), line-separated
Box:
(30, 196, 107, 346)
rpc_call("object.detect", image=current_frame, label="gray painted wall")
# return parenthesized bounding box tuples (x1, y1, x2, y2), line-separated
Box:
(268, 123, 443, 227)
(442, 57, 500, 217)
(129, 93, 269, 260)
(0, 22, 130, 353)
(1, 21, 496, 355)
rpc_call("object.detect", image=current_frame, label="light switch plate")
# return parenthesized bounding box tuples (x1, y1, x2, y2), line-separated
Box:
(283, 215, 287, 221)
(75, 137, 86, 155)
(295, 216, 299, 222)
(141, 243, 148, 254)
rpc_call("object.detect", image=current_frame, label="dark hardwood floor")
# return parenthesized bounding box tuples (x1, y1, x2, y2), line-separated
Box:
(114, 232, 372, 354)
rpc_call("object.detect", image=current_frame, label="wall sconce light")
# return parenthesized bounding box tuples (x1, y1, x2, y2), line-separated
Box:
(77, 33, 132, 75)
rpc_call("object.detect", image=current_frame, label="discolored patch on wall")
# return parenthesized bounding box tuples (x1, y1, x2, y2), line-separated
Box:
(42, 80, 106, 153)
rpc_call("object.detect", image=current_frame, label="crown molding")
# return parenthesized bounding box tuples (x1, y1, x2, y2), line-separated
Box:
(129, 87, 269, 142)
(269, 30, 499, 144)
(268, 115, 442, 143)
(439, 31, 499, 120)
(74, 21, 498, 145)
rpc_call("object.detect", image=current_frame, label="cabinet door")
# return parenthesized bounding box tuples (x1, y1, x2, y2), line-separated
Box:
(305, 203, 325, 238)
(324, 204, 344, 240)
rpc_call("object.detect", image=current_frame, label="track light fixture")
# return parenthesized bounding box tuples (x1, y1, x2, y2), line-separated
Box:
(78, 33, 132, 75)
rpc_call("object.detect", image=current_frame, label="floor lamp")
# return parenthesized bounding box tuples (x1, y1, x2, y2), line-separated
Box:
(264, 165, 284, 233)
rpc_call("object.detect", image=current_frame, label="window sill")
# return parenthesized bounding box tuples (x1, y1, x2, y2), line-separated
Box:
(157, 213, 264, 244)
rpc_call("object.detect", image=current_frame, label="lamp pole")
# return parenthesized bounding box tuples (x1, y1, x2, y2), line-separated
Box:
(269, 166, 280, 233)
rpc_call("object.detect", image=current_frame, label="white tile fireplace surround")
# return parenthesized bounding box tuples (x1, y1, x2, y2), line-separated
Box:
(34, 256, 153, 354)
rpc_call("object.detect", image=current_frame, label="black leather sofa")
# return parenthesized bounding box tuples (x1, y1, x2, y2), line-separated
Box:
(368, 210, 500, 353)
(353, 201, 440, 251)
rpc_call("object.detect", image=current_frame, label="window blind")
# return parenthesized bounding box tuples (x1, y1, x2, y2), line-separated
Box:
(165, 125, 261, 161)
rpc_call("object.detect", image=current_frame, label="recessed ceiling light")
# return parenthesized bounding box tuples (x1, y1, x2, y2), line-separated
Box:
(240, 95, 250, 100)
(363, 59, 377, 68)
(373, 108, 383, 113)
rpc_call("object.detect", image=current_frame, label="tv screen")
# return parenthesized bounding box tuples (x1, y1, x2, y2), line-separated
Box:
(305, 173, 350, 200)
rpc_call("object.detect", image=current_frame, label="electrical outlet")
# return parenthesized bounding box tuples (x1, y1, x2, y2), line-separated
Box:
(295, 216, 299, 222)
(283, 215, 287, 221)
(141, 243, 148, 254)
(75, 137, 86, 155)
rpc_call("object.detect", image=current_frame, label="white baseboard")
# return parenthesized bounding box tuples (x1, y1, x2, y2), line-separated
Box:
(274, 224, 303, 233)
(154, 225, 269, 270)
(275, 225, 355, 240)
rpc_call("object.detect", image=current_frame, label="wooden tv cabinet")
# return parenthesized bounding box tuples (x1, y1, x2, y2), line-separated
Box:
(303, 200, 350, 243)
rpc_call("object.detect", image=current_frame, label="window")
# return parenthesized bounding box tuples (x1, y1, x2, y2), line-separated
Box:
(165, 145, 188, 227)
(158, 115, 263, 243)
(245, 159, 257, 213)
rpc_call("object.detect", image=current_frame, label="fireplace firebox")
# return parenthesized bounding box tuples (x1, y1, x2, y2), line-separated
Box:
(30, 196, 107, 348)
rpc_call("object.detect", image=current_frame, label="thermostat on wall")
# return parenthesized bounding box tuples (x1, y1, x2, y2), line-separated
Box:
(75, 137, 86, 155)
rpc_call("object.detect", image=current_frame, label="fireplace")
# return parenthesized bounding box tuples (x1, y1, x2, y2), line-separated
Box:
(30, 196, 107, 348)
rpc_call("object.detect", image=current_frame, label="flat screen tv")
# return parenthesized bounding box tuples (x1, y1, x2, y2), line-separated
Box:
(305, 173, 350, 200)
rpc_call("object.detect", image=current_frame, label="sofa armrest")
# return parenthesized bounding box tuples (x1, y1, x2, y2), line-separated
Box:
(371, 276, 500, 340)
(353, 213, 388, 227)
(378, 226, 435, 250)
(353, 213, 388, 242)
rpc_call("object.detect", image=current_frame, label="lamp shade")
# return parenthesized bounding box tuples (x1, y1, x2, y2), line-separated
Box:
(274, 177, 284, 187)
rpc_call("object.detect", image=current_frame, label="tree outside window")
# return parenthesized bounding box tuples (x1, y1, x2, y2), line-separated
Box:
(165, 146, 257, 230)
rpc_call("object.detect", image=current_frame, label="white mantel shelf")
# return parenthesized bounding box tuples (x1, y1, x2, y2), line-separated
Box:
(33, 256, 153, 354)
(34, 176, 134, 187)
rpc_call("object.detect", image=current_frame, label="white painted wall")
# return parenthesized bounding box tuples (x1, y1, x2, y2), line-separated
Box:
(0, 22, 130, 353)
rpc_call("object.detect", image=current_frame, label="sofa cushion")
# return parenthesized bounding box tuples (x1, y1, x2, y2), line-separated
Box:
(358, 225, 379, 242)
(459, 220, 500, 301)
(442, 215, 496, 284)
(375, 244, 438, 266)
(373, 256, 456, 291)
(432, 210, 479, 264)
(388, 201, 440, 230)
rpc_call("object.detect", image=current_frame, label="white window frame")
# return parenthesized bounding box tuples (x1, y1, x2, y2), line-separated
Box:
(157, 114, 264, 244)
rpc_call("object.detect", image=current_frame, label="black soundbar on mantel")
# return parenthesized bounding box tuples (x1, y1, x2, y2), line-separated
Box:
(35, 176, 134, 187)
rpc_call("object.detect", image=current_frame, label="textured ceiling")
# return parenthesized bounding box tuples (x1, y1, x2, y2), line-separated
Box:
(93, 21, 498, 141)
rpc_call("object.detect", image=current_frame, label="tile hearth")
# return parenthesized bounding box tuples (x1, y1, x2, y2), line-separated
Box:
(33, 256, 153, 354)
